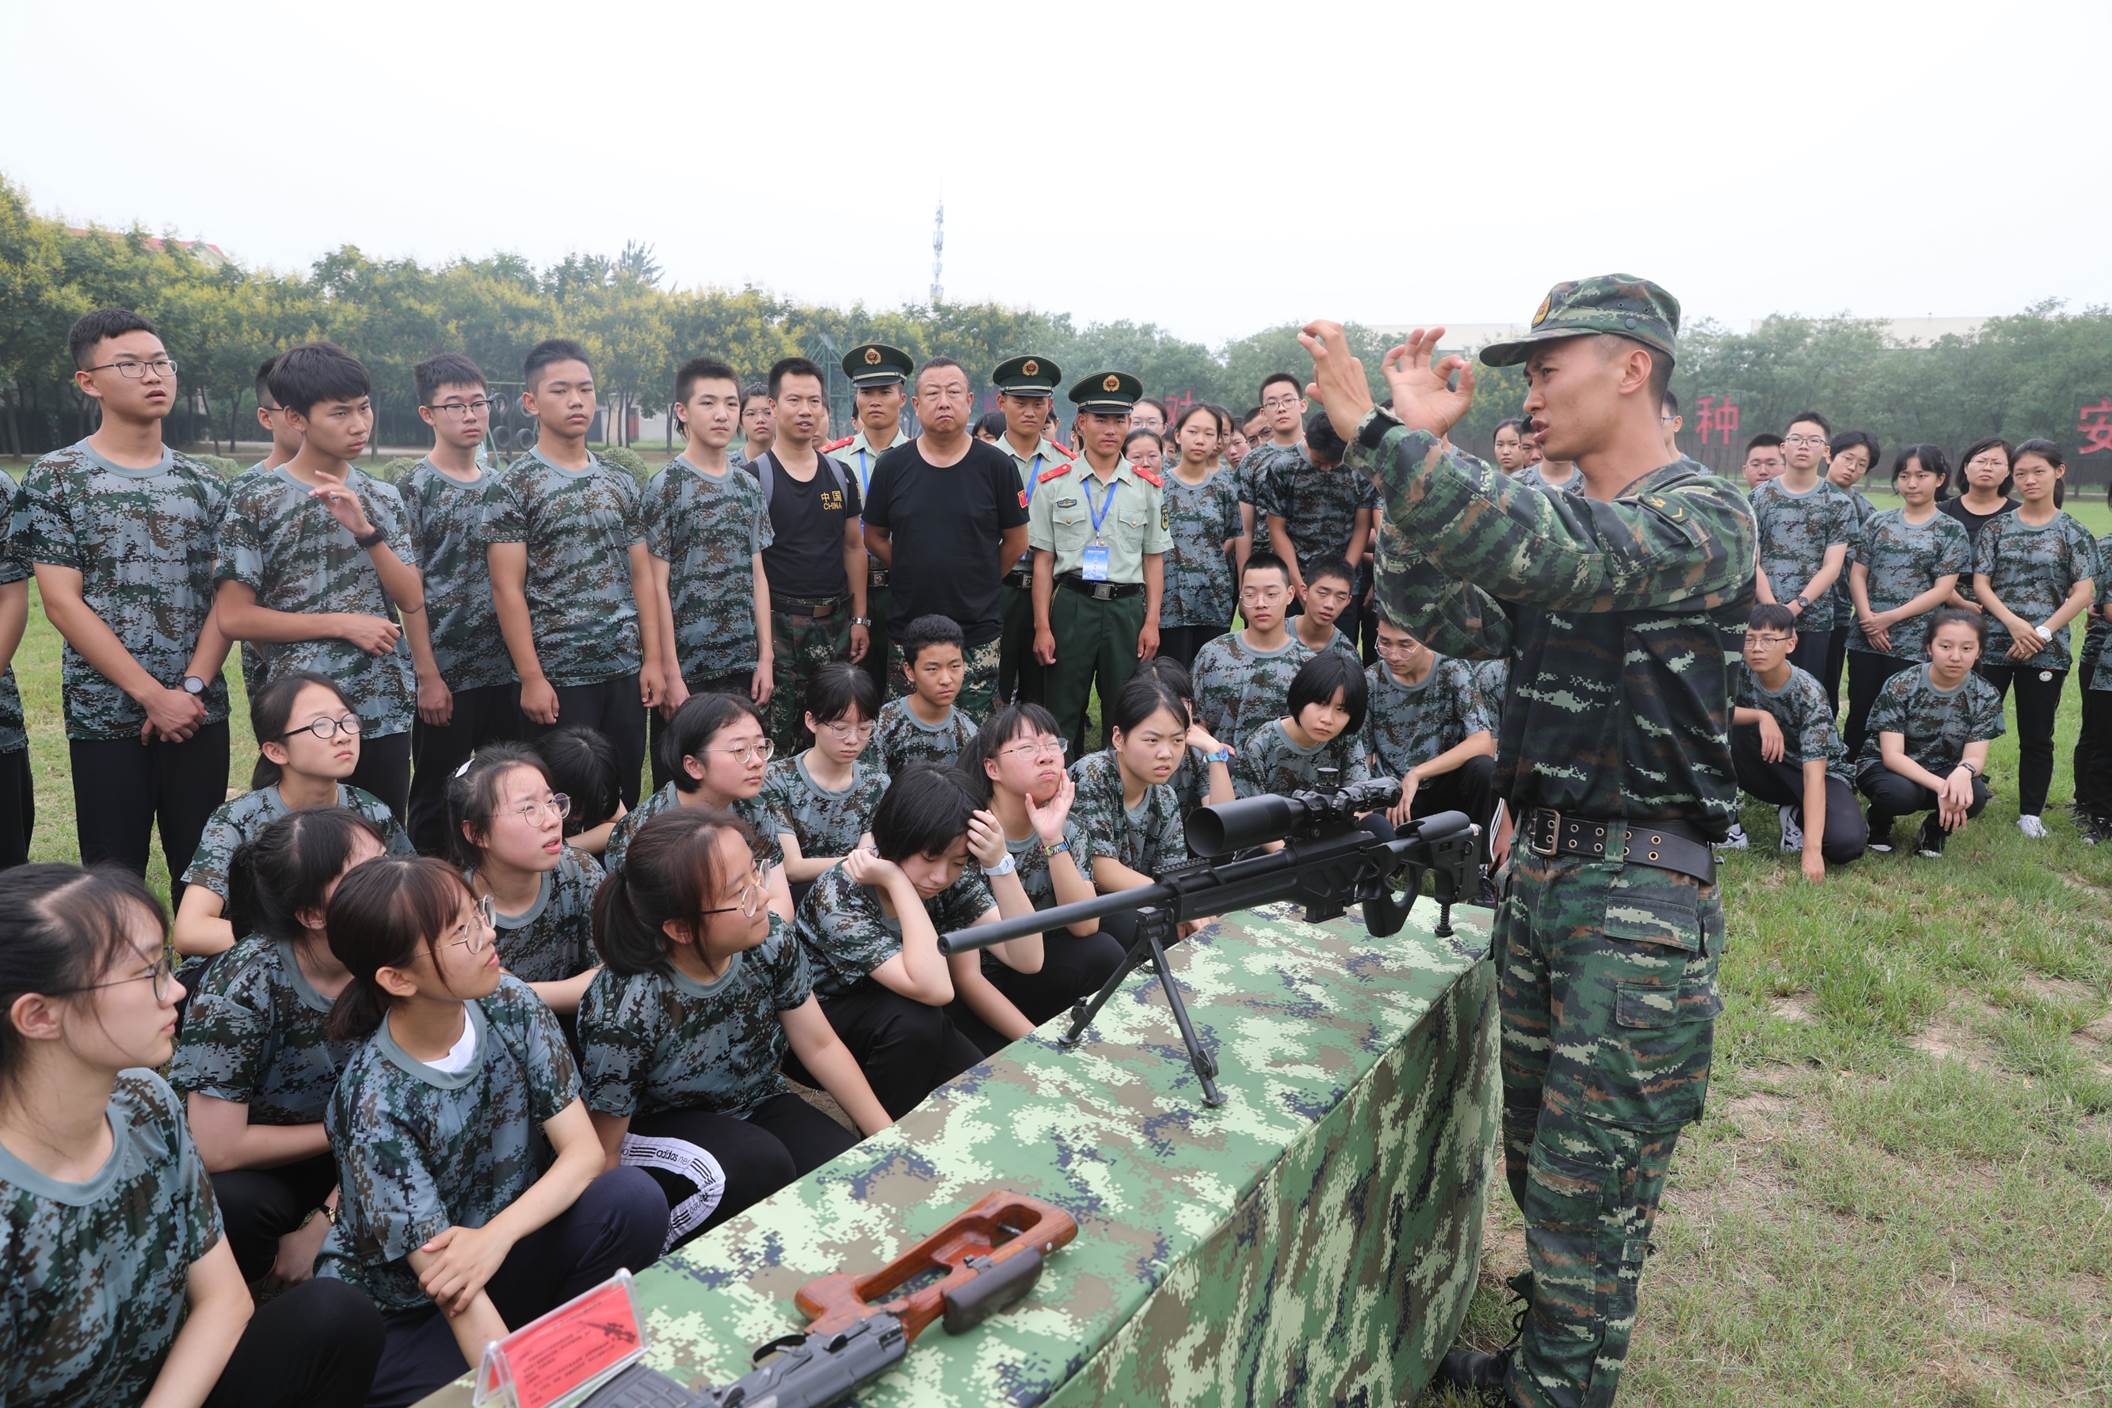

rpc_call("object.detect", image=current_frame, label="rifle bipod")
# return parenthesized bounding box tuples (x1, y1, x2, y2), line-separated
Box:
(1059, 902, 1223, 1107)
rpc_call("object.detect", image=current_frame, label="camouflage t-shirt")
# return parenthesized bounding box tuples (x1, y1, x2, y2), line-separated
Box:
(1160, 468, 1243, 629)
(1190, 632, 1315, 753)
(1352, 421, 1753, 838)
(402, 460, 515, 693)
(2088, 535, 2112, 693)
(874, 697, 978, 776)
(482, 846, 602, 984)
(0, 1072, 222, 1406)
(1731, 661, 1851, 784)
(1856, 664, 2005, 775)
(644, 455, 774, 681)
(0, 471, 28, 753)
(578, 913, 811, 1121)
(320, 976, 579, 1313)
(1237, 442, 1305, 558)
(1362, 657, 1495, 779)
(1166, 743, 1216, 821)
(11, 440, 230, 740)
(1470, 657, 1510, 719)
(1749, 477, 1859, 633)
(1970, 509, 2098, 671)
(1846, 507, 1973, 661)
(1068, 747, 1184, 877)
(1233, 718, 1376, 798)
(602, 782, 782, 879)
(1255, 458, 1377, 577)
(180, 783, 413, 902)
(481, 448, 645, 686)
(1294, 623, 1360, 659)
(1830, 488, 1878, 622)
(998, 819, 1094, 910)
(170, 935, 363, 1125)
(758, 754, 889, 861)
(794, 861, 993, 997)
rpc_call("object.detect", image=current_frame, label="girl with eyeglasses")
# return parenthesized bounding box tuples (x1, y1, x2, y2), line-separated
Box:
(759, 663, 890, 903)
(446, 745, 601, 1017)
(171, 807, 385, 1286)
(318, 856, 667, 1408)
(601, 694, 791, 923)
(1939, 437, 2018, 607)
(579, 808, 887, 1251)
(1067, 677, 1195, 891)
(1843, 446, 1972, 763)
(0, 863, 384, 1406)
(174, 672, 414, 963)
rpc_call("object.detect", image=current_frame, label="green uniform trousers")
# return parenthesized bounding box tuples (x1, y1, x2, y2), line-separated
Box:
(1042, 588, 1146, 752)
(857, 579, 892, 702)
(769, 600, 849, 756)
(1493, 840, 1724, 1408)
(998, 578, 1044, 705)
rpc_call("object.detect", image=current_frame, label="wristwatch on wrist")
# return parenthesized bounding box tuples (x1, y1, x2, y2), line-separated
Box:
(984, 851, 1017, 877)
(1046, 838, 1072, 857)
(181, 675, 206, 696)
(353, 526, 387, 549)
(1204, 748, 1232, 765)
(1790, 595, 1809, 611)
(851, 615, 873, 628)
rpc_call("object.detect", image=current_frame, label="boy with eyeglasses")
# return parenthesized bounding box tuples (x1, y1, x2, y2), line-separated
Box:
(15, 309, 234, 885)
(1728, 603, 1866, 879)
(215, 342, 434, 820)
(395, 353, 518, 854)
(1751, 410, 1857, 680)
(760, 663, 890, 897)
(875, 614, 978, 775)
(1190, 552, 1315, 750)
(1237, 374, 1306, 561)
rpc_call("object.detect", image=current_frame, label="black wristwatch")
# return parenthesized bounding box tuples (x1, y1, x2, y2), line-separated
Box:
(182, 675, 206, 696)
(353, 526, 387, 549)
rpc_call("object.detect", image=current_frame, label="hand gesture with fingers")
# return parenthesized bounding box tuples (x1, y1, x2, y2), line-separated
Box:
(1378, 330, 1476, 438)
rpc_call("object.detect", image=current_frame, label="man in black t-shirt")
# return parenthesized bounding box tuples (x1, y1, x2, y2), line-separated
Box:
(863, 356, 1031, 721)
(750, 356, 868, 753)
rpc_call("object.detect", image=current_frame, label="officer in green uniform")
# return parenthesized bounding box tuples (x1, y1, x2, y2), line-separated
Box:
(989, 353, 1070, 705)
(1304, 278, 1755, 1408)
(827, 343, 914, 699)
(1032, 372, 1170, 751)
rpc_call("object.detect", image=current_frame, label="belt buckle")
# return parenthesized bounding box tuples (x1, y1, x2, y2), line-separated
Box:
(1092, 583, 1114, 602)
(1528, 809, 1560, 858)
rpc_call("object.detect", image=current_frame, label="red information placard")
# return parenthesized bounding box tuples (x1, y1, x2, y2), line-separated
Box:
(474, 1273, 645, 1408)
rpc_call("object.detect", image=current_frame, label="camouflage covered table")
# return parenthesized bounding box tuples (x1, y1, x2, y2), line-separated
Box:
(418, 898, 1498, 1407)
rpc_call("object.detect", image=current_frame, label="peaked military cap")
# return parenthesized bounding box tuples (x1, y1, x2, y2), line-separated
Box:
(1479, 274, 1681, 368)
(843, 343, 913, 386)
(992, 354, 1062, 397)
(1068, 370, 1143, 414)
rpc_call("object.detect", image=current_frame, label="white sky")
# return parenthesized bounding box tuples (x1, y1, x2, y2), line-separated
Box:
(5, 0, 2107, 348)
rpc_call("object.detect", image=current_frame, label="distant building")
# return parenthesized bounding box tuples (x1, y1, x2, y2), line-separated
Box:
(65, 226, 231, 270)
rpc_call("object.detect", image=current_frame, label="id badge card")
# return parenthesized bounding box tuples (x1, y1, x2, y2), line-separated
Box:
(1081, 543, 1111, 582)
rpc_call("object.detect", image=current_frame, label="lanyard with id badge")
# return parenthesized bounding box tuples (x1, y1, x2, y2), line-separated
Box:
(1081, 477, 1120, 581)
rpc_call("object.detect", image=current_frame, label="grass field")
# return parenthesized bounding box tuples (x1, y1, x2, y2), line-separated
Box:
(8, 461, 2109, 1405)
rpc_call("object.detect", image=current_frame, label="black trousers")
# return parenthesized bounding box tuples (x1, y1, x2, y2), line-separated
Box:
(623, 1092, 856, 1250)
(649, 671, 751, 792)
(525, 673, 647, 810)
(213, 1151, 339, 1285)
(1787, 626, 1835, 686)
(364, 1167, 668, 1408)
(998, 579, 1044, 705)
(1859, 766, 1992, 830)
(1843, 651, 1915, 767)
(1979, 662, 2065, 817)
(2075, 684, 2112, 822)
(70, 720, 230, 900)
(960, 925, 1132, 1047)
(1410, 754, 1499, 838)
(345, 730, 412, 830)
(406, 682, 520, 855)
(0, 745, 31, 869)
(1821, 623, 1851, 712)
(1730, 727, 1869, 862)
(1156, 624, 1223, 674)
(203, 1277, 383, 1408)
(804, 979, 988, 1121)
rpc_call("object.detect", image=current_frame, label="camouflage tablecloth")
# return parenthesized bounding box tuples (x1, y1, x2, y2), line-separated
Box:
(423, 897, 1499, 1407)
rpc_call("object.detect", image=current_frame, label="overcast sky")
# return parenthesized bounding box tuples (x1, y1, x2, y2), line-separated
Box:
(5, 0, 2106, 348)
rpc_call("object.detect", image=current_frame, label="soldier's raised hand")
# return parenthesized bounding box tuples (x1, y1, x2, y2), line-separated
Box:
(1378, 330, 1475, 438)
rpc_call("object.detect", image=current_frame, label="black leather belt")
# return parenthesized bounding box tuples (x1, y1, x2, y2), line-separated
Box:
(775, 593, 846, 620)
(1004, 567, 1033, 589)
(1057, 575, 1142, 602)
(869, 568, 891, 589)
(1520, 808, 1714, 882)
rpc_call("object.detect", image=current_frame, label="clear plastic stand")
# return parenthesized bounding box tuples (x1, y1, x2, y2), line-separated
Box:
(472, 1268, 648, 1408)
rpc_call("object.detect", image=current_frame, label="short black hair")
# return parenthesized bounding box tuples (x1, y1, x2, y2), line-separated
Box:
(268, 342, 371, 417)
(1241, 550, 1292, 587)
(1745, 433, 1786, 456)
(769, 357, 824, 400)
(532, 727, 623, 837)
(1926, 606, 1987, 649)
(673, 356, 739, 408)
(1241, 405, 1264, 429)
(1259, 372, 1300, 401)
(1134, 653, 1194, 701)
(1494, 417, 1526, 438)
(870, 766, 980, 863)
(740, 382, 769, 413)
(1829, 429, 1879, 468)
(962, 702, 1063, 803)
(1123, 428, 1164, 456)
(1958, 437, 2015, 498)
(915, 356, 969, 391)
(68, 308, 158, 371)
(1892, 444, 1951, 498)
(898, 614, 965, 671)
(1109, 674, 1188, 737)
(415, 352, 486, 406)
(1136, 396, 1167, 419)
(524, 338, 591, 389)
(1661, 388, 1680, 417)
(805, 660, 877, 727)
(1305, 555, 1355, 590)
(1786, 409, 1831, 437)
(974, 411, 1007, 438)
(1287, 649, 1368, 736)
(1304, 411, 1347, 466)
(1747, 602, 1798, 635)
(661, 693, 765, 794)
(255, 356, 280, 406)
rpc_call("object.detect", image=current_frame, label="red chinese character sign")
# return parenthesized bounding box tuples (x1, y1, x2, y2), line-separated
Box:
(2078, 399, 2112, 456)
(1693, 394, 1742, 448)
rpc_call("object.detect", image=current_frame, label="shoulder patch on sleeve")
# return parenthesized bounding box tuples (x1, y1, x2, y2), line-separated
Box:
(822, 435, 855, 453)
(1038, 463, 1072, 484)
(1050, 442, 1076, 460)
(1133, 466, 1163, 489)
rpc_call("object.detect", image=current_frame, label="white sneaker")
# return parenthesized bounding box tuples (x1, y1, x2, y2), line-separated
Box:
(1715, 822, 1750, 852)
(1778, 805, 1804, 852)
(2017, 814, 2048, 839)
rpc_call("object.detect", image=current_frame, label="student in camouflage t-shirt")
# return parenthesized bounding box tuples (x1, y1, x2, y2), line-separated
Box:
(1259, 411, 1376, 641)
(1750, 466, 1858, 680)
(1131, 654, 1236, 824)
(1159, 407, 1247, 669)
(1729, 606, 1867, 879)
(402, 353, 520, 855)
(1843, 447, 1971, 762)
(0, 468, 32, 868)
(875, 615, 979, 774)
(1190, 551, 1316, 747)
(0, 863, 381, 1407)
(1067, 679, 1190, 886)
(759, 662, 889, 896)
(1363, 618, 1498, 836)
(580, 811, 884, 1248)
(485, 339, 662, 811)
(14, 311, 233, 887)
(1233, 657, 1378, 801)
(1856, 610, 2004, 856)
(319, 858, 668, 1406)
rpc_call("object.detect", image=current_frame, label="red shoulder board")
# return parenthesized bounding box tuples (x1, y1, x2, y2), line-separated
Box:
(1133, 466, 1163, 488)
(822, 435, 855, 453)
(1037, 463, 1072, 484)
(1049, 442, 1076, 460)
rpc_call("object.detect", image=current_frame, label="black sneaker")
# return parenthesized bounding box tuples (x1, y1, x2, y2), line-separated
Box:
(1915, 817, 1946, 858)
(1866, 808, 1895, 854)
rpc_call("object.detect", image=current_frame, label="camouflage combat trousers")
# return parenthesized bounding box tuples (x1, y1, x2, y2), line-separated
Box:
(886, 637, 1001, 724)
(1492, 841, 1724, 1408)
(769, 599, 850, 755)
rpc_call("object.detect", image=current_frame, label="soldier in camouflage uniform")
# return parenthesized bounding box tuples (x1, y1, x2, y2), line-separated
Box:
(1750, 418, 1858, 682)
(1855, 611, 2005, 855)
(13, 309, 233, 886)
(829, 343, 915, 700)
(647, 357, 777, 789)
(1306, 274, 1755, 1405)
(0, 468, 31, 868)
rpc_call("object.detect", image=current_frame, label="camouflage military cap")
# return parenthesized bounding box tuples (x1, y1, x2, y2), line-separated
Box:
(1069, 370, 1143, 414)
(1479, 273, 1681, 368)
(991, 354, 1062, 397)
(843, 343, 913, 387)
